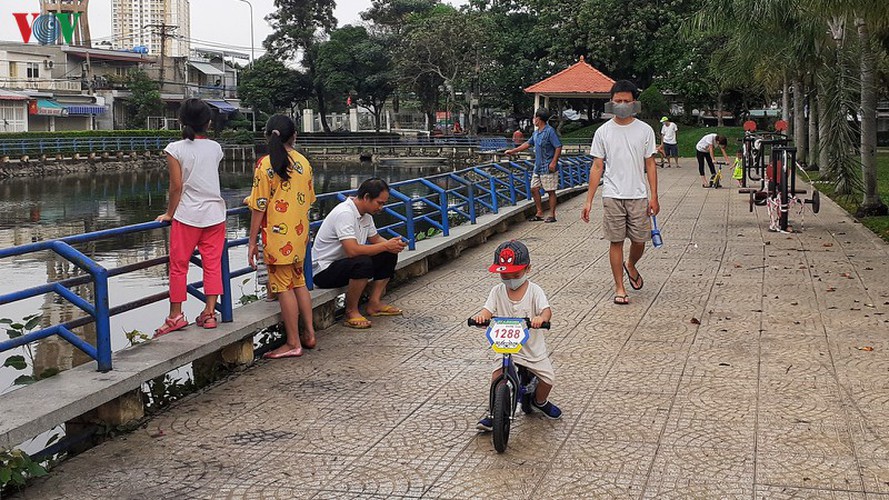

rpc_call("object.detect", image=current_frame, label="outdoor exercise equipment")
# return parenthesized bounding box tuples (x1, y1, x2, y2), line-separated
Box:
(737, 121, 820, 232)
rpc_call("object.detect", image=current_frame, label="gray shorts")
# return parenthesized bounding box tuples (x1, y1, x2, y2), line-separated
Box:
(664, 143, 679, 157)
(603, 198, 651, 243)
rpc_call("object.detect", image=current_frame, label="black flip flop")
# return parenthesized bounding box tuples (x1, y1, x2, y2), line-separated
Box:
(544, 217, 557, 223)
(613, 295, 630, 305)
(528, 215, 545, 222)
(623, 263, 644, 290)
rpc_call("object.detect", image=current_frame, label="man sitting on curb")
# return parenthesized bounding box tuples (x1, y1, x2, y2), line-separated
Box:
(506, 107, 563, 223)
(311, 178, 408, 329)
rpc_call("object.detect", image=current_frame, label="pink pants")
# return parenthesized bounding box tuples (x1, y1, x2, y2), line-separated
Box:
(169, 220, 226, 303)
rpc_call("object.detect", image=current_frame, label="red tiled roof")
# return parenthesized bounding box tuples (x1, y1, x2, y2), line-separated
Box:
(524, 56, 615, 95)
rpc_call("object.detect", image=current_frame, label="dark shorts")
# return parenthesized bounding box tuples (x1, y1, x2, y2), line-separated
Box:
(313, 251, 398, 289)
(663, 143, 678, 157)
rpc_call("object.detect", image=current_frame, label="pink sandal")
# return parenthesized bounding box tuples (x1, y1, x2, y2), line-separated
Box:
(154, 313, 188, 338)
(196, 311, 217, 329)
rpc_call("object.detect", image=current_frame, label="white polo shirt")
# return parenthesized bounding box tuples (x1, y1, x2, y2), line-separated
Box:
(311, 198, 378, 275)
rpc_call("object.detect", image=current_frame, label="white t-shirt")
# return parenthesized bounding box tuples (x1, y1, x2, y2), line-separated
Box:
(483, 281, 551, 363)
(590, 118, 656, 200)
(661, 122, 678, 144)
(164, 138, 226, 228)
(696, 133, 718, 153)
(311, 198, 378, 275)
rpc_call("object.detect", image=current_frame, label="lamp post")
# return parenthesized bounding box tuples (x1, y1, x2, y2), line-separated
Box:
(239, 0, 256, 132)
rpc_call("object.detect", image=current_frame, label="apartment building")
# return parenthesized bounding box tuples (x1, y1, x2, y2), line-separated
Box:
(111, 0, 190, 58)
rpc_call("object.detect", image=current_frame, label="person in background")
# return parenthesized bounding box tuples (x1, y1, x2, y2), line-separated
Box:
(506, 108, 563, 223)
(154, 99, 226, 337)
(659, 116, 679, 168)
(247, 115, 317, 358)
(696, 132, 730, 187)
(512, 128, 525, 146)
(732, 149, 745, 187)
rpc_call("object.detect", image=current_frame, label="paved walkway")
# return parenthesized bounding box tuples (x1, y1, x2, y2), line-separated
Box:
(18, 161, 889, 499)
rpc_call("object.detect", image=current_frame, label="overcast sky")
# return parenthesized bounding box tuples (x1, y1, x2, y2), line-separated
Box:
(0, 0, 465, 58)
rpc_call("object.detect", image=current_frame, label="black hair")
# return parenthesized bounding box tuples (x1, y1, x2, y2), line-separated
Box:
(265, 114, 297, 181)
(610, 80, 639, 99)
(179, 98, 212, 141)
(534, 107, 551, 122)
(356, 177, 389, 200)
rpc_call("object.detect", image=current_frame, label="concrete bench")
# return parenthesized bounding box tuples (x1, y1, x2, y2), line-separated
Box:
(0, 187, 586, 450)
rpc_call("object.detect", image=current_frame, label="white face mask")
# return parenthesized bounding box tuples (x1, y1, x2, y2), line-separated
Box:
(502, 275, 528, 291)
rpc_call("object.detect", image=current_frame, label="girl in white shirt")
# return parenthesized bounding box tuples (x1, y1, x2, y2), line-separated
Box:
(154, 99, 227, 337)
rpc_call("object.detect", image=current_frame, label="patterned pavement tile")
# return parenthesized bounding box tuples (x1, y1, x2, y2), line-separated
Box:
(16, 162, 889, 498)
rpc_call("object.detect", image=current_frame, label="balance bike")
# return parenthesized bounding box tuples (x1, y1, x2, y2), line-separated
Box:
(468, 316, 550, 453)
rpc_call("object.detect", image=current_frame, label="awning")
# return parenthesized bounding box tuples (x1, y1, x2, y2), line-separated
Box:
(189, 61, 225, 76)
(206, 100, 238, 113)
(0, 90, 28, 101)
(29, 99, 69, 117)
(63, 104, 107, 115)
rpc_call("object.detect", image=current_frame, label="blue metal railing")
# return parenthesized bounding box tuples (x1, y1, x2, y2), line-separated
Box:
(0, 155, 591, 372)
(0, 135, 594, 157)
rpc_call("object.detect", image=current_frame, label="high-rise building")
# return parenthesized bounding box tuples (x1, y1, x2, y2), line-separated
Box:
(40, 0, 92, 47)
(111, 0, 190, 57)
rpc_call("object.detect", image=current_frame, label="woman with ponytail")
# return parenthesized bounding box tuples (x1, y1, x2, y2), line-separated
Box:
(154, 98, 226, 337)
(246, 115, 317, 358)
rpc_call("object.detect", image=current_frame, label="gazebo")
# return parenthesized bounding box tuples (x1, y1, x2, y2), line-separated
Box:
(524, 56, 615, 116)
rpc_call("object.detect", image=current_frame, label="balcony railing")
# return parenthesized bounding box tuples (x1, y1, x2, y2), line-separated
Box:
(0, 79, 82, 92)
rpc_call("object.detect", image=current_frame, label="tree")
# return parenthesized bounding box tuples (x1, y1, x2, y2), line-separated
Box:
(238, 55, 312, 115)
(125, 70, 163, 129)
(315, 26, 395, 131)
(396, 5, 490, 131)
(264, 0, 337, 131)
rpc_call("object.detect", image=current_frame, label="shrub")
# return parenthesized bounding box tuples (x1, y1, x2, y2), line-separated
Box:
(639, 85, 670, 119)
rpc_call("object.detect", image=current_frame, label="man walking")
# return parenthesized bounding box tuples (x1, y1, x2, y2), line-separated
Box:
(581, 80, 659, 305)
(506, 108, 563, 223)
(660, 116, 679, 168)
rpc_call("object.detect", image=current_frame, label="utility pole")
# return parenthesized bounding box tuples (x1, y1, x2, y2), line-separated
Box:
(144, 23, 178, 91)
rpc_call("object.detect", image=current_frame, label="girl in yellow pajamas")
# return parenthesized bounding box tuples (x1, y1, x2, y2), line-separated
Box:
(247, 115, 316, 358)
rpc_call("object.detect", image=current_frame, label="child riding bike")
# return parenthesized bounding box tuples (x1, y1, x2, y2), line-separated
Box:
(472, 240, 562, 431)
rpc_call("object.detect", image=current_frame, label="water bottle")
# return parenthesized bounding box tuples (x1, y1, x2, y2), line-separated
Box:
(651, 215, 664, 248)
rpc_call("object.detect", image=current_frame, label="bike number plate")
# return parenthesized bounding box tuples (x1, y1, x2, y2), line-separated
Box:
(486, 318, 530, 354)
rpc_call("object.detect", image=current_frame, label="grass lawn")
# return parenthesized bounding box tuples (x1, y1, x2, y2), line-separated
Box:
(811, 152, 889, 242)
(562, 121, 745, 158)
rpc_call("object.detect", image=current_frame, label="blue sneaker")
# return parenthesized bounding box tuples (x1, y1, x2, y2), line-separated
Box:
(476, 416, 493, 432)
(532, 400, 562, 419)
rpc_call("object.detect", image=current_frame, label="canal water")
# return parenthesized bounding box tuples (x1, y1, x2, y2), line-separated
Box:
(0, 159, 454, 399)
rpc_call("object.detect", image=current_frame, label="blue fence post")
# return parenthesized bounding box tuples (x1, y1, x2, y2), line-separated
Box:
(220, 240, 234, 322)
(439, 190, 450, 236)
(93, 268, 112, 372)
(304, 243, 314, 290)
(404, 198, 416, 250)
(507, 170, 517, 205)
